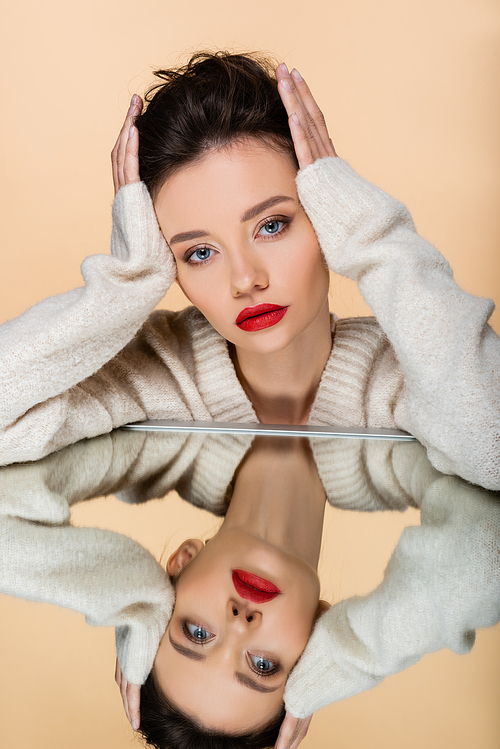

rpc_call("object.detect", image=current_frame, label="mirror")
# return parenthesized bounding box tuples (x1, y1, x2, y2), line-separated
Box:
(1, 428, 499, 747)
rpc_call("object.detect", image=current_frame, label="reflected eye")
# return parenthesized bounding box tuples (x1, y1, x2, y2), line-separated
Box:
(249, 654, 276, 674)
(183, 621, 214, 642)
(258, 220, 284, 236)
(188, 247, 214, 264)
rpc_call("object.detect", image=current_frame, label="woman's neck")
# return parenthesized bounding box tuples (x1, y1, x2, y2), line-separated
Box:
(232, 303, 332, 425)
(221, 437, 326, 569)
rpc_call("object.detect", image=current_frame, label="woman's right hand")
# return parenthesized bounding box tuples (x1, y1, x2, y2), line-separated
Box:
(111, 95, 143, 196)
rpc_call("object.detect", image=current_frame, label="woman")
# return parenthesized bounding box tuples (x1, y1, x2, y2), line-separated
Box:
(0, 53, 497, 487)
(0, 48, 498, 746)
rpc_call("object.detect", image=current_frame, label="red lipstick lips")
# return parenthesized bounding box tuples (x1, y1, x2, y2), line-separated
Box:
(236, 304, 288, 332)
(232, 569, 281, 603)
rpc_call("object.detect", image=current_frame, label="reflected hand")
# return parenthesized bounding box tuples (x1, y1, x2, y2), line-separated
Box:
(275, 711, 313, 749)
(276, 63, 337, 169)
(111, 94, 143, 195)
(115, 658, 141, 731)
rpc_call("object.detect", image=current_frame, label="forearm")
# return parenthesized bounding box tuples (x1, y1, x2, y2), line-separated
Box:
(297, 158, 500, 489)
(0, 514, 173, 685)
(285, 474, 500, 717)
(0, 182, 175, 429)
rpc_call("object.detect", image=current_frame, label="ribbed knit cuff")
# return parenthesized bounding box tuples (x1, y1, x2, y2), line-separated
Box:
(284, 599, 382, 718)
(115, 588, 174, 686)
(295, 157, 414, 278)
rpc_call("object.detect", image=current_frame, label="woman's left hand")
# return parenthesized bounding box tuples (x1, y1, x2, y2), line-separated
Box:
(276, 63, 337, 169)
(115, 658, 141, 731)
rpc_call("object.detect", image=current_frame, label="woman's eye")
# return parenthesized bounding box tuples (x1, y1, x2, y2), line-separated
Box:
(249, 654, 276, 673)
(188, 247, 214, 264)
(185, 622, 212, 641)
(258, 220, 284, 237)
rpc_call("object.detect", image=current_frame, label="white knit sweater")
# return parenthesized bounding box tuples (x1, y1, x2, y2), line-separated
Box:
(0, 431, 498, 716)
(0, 158, 498, 489)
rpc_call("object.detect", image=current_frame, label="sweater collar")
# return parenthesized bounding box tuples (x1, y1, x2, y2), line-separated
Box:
(190, 308, 359, 426)
(188, 309, 258, 423)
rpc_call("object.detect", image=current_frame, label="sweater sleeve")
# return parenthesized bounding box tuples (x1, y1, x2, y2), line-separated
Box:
(284, 473, 500, 718)
(0, 514, 173, 685)
(0, 182, 177, 465)
(296, 158, 500, 490)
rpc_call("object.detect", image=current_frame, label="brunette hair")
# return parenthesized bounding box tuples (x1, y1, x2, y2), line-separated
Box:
(134, 51, 298, 199)
(138, 667, 285, 749)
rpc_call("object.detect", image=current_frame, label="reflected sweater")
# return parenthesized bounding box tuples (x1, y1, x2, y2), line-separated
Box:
(0, 158, 499, 489)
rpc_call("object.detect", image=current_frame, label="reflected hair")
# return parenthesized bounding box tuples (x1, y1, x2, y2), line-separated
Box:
(138, 667, 285, 749)
(135, 51, 298, 199)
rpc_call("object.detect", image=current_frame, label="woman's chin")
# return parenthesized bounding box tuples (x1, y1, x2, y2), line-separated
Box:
(214, 528, 320, 594)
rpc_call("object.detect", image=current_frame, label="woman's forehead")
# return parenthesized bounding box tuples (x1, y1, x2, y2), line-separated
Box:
(155, 634, 285, 732)
(154, 139, 299, 226)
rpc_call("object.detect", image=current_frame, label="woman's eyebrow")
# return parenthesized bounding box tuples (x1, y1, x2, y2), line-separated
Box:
(235, 672, 282, 694)
(168, 630, 207, 661)
(240, 195, 295, 223)
(169, 230, 208, 246)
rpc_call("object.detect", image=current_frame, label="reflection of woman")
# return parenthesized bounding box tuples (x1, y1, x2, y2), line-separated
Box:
(0, 52, 498, 495)
(1, 432, 498, 748)
(142, 436, 329, 746)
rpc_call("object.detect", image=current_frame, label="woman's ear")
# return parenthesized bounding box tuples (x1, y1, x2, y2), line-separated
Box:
(315, 599, 331, 620)
(166, 538, 204, 576)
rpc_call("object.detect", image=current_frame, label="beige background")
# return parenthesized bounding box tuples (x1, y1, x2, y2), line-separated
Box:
(0, 0, 499, 746)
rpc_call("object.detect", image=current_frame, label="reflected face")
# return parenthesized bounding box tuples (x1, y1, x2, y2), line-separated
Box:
(154, 138, 330, 355)
(154, 529, 321, 733)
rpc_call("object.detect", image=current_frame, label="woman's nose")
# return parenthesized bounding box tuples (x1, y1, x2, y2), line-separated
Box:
(228, 601, 262, 627)
(229, 252, 268, 297)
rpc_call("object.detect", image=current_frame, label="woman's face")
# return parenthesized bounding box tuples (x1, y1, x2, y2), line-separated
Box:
(154, 138, 330, 355)
(153, 529, 321, 733)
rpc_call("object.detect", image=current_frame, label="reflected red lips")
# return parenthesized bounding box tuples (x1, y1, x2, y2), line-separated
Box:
(232, 569, 281, 603)
(236, 304, 288, 332)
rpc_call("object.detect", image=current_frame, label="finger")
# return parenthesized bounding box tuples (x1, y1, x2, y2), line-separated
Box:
(112, 98, 135, 193)
(275, 61, 289, 84)
(120, 677, 132, 725)
(290, 69, 335, 158)
(114, 658, 122, 686)
(118, 95, 142, 187)
(275, 713, 313, 749)
(112, 94, 142, 194)
(289, 715, 312, 749)
(287, 112, 316, 169)
(275, 713, 300, 749)
(126, 683, 141, 731)
(123, 125, 141, 186)
(278, 75, 321, 164)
